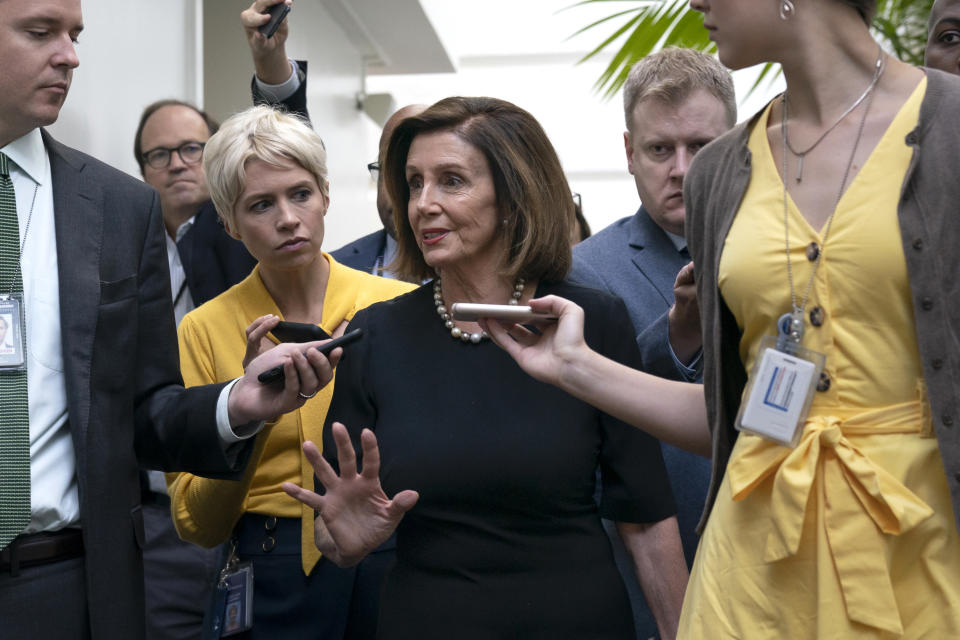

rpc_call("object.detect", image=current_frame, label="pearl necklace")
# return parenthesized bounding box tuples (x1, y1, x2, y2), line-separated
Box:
(433, 277, 525, 344)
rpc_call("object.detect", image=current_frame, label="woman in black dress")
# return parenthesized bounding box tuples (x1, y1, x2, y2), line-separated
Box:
(283, 97, 687, 639)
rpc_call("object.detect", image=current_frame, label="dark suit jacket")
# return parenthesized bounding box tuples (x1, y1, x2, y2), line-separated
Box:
(45, 130, 252, 639)
(177, 201, 256, 307)
(329, 228, 388, 274)
(570, 207, 711, 639)
(251, 59, 309, 124)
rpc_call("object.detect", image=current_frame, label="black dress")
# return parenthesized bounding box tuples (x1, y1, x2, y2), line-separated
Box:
(324, 281, 676, 639)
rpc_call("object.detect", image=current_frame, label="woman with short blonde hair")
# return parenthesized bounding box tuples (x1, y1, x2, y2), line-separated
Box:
(167, 105, 414, 638)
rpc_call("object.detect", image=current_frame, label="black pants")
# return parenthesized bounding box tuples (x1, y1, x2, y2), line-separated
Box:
(230, 514, 394, 640)
(0, 555, 90, 639)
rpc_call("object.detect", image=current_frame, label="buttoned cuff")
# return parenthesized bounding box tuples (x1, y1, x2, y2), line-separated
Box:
(253, 59, 301, 103)
(669, 344, 704, 382)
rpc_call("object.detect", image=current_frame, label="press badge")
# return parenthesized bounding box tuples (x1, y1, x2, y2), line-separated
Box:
(209, 542, 253, 637)
(0, 294, 26, 371)
(735, 335, 824, 448)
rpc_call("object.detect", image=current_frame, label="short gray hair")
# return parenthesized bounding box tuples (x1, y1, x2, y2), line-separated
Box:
(203, 105, 328, 231)
(623, 47, 736, 131)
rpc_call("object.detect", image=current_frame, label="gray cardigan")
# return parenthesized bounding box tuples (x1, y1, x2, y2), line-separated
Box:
(684, 68, 960, 535)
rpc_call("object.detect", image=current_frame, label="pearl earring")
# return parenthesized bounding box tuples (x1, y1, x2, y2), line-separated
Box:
(779, 0, 795, 20)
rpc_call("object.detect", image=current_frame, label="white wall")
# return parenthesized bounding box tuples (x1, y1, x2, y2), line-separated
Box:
(203, 0, 384, 250)
(48, 0, 202, 179)
(46, 0, 385, 251)
(371, 0, 785, 236)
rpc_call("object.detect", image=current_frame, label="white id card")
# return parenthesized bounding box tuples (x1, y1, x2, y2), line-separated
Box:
(735, 336, 824, 447)
(0, 294, 26, 371)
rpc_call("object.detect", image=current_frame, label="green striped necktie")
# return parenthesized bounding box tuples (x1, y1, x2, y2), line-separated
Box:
(0, 152, 31, 549)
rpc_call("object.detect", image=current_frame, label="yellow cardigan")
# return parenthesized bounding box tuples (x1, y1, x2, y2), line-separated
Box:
(167, 254, 414, 575)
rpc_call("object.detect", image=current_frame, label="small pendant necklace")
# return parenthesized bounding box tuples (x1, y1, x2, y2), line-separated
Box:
(783, 45, 885, 183)
(778, 50, 885, 346)
(433, 277, 524, 344)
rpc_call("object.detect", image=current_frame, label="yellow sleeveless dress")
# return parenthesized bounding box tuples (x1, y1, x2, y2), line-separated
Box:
(678, 78, 960, 639)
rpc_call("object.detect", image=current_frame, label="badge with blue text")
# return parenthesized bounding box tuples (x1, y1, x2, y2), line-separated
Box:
(734, 316, 825, 448)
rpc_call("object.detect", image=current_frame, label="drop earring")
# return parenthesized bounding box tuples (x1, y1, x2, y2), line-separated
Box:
(779, 0, 795, 20)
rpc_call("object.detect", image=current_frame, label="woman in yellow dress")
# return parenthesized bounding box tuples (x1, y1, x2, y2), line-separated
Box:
(484, 0, 960, 637)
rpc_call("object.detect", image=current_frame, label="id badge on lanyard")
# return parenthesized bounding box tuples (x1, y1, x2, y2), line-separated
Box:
(734, 312, 825, 448)
(209, 540, 254, 637)
(0, 294, 27, 371)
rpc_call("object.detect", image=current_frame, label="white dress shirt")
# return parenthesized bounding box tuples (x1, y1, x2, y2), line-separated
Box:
(2, 129, 78, 533)
(3, 130, 259, 533)
(166, 217, 196, 326)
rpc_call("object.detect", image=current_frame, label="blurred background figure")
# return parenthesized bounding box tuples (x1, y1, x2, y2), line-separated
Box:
(329, 104, 426, 281)
(570, 192, 592, 245)
(926, 0, 960, 74)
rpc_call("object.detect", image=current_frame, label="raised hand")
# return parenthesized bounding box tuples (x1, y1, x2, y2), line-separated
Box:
(282, 423, 419, 567)
(241, 0, 294, 84)
(481, 295, 591, 388)
(667, 262, 702, 365)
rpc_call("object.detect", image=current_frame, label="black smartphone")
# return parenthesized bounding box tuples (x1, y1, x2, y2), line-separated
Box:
(257, 328, 364, 385)
(270, 321, 330, 344)
(258, 2, 290, 39)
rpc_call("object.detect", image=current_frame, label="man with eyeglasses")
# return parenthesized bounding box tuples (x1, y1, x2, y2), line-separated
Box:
(131, 2, 310, 637)
(134, 104, 254, 327)
(330, 104, 425, 280)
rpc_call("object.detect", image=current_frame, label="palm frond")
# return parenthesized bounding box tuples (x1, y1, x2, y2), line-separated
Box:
(572, 0, 935, 99)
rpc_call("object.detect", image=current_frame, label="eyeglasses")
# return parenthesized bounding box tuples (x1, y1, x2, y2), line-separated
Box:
(142, 141, 206, 170)
(367, 161, 380, 181)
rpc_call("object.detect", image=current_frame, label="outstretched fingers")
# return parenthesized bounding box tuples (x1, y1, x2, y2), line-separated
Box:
(330, 422, 358, 478)
(359, 428, 382, 480)
(300, 439, 341, 493)
(387, 490, 420, 518)
(281, 481, 323, 510)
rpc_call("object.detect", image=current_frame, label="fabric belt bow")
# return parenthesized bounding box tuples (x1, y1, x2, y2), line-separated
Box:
(727, 399, 934, 635)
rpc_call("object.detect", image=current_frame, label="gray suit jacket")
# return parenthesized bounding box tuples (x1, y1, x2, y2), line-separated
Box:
(571, 207, 711, 639)
(44, 131, 251, 639)
(571, 208, 699, 381)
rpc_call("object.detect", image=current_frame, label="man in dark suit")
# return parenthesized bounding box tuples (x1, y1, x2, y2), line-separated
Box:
(330, 104, 424, 279)
(0, 1, 336, 638)
(569, 48, 736, 640)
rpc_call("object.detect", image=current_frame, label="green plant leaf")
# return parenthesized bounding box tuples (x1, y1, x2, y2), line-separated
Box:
(573, 0, 935, 99)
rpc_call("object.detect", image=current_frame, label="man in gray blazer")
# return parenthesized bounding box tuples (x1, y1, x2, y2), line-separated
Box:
(569, 48, 736, 640)
(0, 1, 336, 638)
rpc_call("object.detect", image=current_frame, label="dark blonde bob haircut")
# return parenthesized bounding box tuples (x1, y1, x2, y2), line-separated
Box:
(384, 96, 574, 284)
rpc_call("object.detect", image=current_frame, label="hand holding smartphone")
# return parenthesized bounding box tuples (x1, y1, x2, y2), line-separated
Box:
(258, 328, 364, 385)
(258, 2, 290, 38)
(451, 303, 558, 324)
